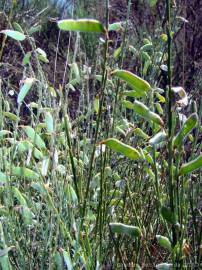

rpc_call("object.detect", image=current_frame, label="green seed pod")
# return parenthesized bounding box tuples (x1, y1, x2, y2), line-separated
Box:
(179, 154, 202, 176)
(110, 223, 142, 238)
(173, 113, 198, 147)
(100, 138, 141, 160)
(149, 131, 167, 145)
(112, 69, 151, 92)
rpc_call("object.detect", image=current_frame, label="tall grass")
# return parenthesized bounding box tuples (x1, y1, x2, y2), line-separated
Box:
(0, 0, 201, 269)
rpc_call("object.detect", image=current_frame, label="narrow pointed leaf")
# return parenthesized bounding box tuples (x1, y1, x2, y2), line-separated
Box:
(0, 29, 26, 41)
(100, 138, 141, 160)
(58, 19, 106, 34)
(179, 155, 202, 175)
(112, 70, 151, 92)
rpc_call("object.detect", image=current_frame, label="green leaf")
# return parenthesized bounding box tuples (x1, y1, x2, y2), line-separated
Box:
(113, 47, 122, 59)
(22, 51, 32, 66)
(93, 96, 99, 114)
(140, 43, 153, 52)
(63, 250, 73, 270)
(28, 25, 42, 35)
(173, 113, 198, 147)
(109, 22, 123, 32)
(112, 69, 151, 92)
(148, 0, 158, 7)
(12, 22, 24, 33)
(45, 112, 54, 133)
(133, 128, 150, 140)
(58, 19, 106, 34)
(156, 235, 172, 251)
(156, 263, 173, 270)
(110, 223, 142, 238)
(36, 48, 49, 63)
(23, 126, 46, 149)
(122, 89, 147, 98)
(179, 155, 202, 176)
(12, 187, 27, 206)
(71, 62, 80, 81)
(54, 251, 63, 269)
(17, 140, 43, 160)
(3, 112, 19, 122)
(149, 131, 167, 145)
(100, 138, 141, 160)
(0, 130, 11, 139)
(41, 157, 50, 176)
(11, 166, 39, 180)
(0, 29, 26, 41)
(17, 78, 35, 104)
(21, 206, 34, 225)
(161, 206, 175, 224)
(0, 247, 14, 258)
(123, 100, 164, 126)
(0, 172, 8, 185)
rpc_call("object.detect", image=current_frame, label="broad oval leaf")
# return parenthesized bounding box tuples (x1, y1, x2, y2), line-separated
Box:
(156, 235, 172, 251)
(23, 126, 46, 149)
(58, 19, 106, 34)
(173, 113, 198, 147)
(17, 78, 35, 104)
(112, 69, 151, 92)
(0, 29, 26, 41)
(179, 155, 202, 176)
(100, 138, 141, 160)
(110, 223, 142, 238)
(123, 100, 164, 126)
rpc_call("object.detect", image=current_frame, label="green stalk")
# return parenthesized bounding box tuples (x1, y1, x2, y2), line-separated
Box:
(166, 0, 177, 249)
(64, 115, 80, 203)
(81, 0, 109, 226)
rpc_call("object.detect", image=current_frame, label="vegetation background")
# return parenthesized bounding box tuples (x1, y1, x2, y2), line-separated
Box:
(0, 0, 201, 269)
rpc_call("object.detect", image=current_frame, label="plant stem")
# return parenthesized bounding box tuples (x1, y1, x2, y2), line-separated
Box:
(166, 0, 177, 252)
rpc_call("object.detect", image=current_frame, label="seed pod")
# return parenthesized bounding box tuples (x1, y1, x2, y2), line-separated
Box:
(179, 154, 202, 176)
(100, 138, 141, 160)
(149, 131, 167, 145)
(123, 100, 164, 126)
(112, 69, 151, 92)
(110, 223, 142, 238)
(173, 113, 198, 147)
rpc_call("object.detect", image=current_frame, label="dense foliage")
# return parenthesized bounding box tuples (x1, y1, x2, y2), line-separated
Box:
(0, 0, 201, 269)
